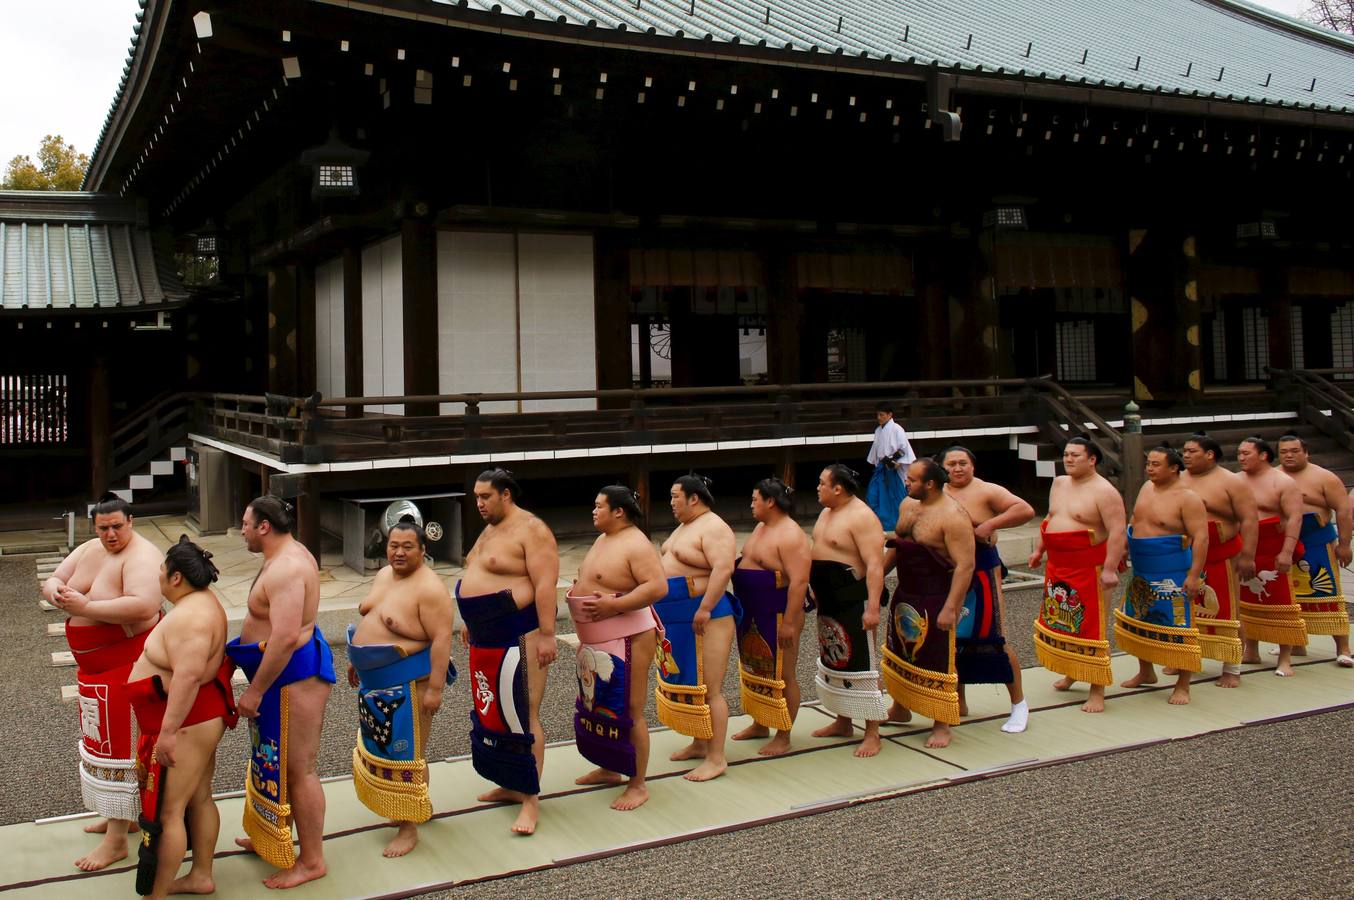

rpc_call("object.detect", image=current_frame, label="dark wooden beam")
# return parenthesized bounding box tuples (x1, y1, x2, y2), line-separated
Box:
(593, 233, 632, 398)
(267, 265, 299, 395)
(342, 246, 364, 417)
(1126, 227, 1204, 403)
(401, 217, 439, 417)
(296, 263, 317, 397)
(89, 357, 110, 500)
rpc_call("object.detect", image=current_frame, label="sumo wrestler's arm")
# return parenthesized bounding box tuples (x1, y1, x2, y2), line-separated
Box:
(854, 510, 886, 632)
(1324, 471, 1353, 566)
(1096, 483, 1128, 587)
(155, 616, 214, 766)
(417, 579, 456, 716)
(1028, 478, 1064, 569)
(692, 524, 736, 636)
(58, 549, 164, 623)
(780, 530, 812, 650)
(606, 538, 668, 615)
(524, 517, 561, 667)
(1276, 475, 1303, 572)
(42, 539, 92, 602)
(937, 511, 976, 631)
(236, 561, 306, 719)
(1182, 492, 1209, 597)
(1229, 472, 1260, 581)
(975, 483, 1036, 544)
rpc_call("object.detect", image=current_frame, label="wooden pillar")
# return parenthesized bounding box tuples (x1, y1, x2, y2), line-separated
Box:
(267, 265, 299, 396)
(1263, 261, 1293, 372)
(1126, 228, 1203, 403)
(946, 237, 998, 379)
(296, 474, 322, 563)
(593, 233, 632, 400)
(401, 216, 439, 417)
(631, 461, 651, 525)
(915, 242, 951, 380)
(342, 246, 364, 416)
(765, 250, 803, 385)
(296, 263, 317, 397)
(89, 356, 110, 500)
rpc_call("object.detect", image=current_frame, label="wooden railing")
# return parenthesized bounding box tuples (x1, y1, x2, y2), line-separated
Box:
(1268, 367, 1354, 452)
(109, 392, 195, 482)
(170, 376, 1134, 465)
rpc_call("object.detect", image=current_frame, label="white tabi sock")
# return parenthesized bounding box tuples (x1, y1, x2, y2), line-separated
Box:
(1001, 699, 1029, 733)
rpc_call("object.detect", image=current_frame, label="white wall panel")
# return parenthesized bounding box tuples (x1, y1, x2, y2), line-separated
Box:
(436, 232, 518, 414)
(517, 233, 597, 412)
(314, 257, 345, 400)
(361, 236, 403, 414)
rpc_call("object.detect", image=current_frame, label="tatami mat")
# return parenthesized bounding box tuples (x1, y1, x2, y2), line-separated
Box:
(3, 640, 1350, 898)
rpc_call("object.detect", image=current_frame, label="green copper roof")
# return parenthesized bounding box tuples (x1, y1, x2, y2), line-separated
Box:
(0, 192, 184, 310)
(424, 0, 1354, 112)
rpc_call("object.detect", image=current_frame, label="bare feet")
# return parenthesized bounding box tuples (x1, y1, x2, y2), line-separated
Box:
(235, 837, 255, 852)
(731, 723, 770, 741)
(884, 703, 912, 724)
(924, 723, 953, 749)
(1080, 685, 1105, 713)
(811, 717, 854, 738)
(854, 731, 882, 758)
(757, 733, 792, 757)
(958, 699, 970, 717)
(74, 833, 128, 871)
(168, 872, 216, 895)
(477, 787, 525, 804)
(1241, 651, 1262, 664)
(263, 859, 327, 890)
(1161, 667, 1180, 676)
(1052, 676, 1075, 691)
(1120, 671, 1158, 688)
(1168, 685, 1190, 705)
(1275, 662, 1295, 677)
(511, 799, 539, 835)
(575, 767, 625, 786)
(684, 759, 727, 782)
(382, 823, 419, 858)
(610, 783, 648, 811)
(1216, 671, 1241, 688)
(669, 741, 706, 762)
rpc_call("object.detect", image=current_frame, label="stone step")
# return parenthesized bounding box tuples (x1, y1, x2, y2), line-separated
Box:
(36, 555, 65, 565)
(60, 685, 79, 703)
(51, 650, 75, 667)
(47, 623, 65, 636)
(39, 599, 58, 612)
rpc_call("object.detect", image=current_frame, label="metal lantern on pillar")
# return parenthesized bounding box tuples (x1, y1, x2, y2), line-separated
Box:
(298, 128, 370, 199)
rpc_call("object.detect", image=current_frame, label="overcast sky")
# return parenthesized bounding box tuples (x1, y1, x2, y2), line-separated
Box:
(0, 0, 1326, 179)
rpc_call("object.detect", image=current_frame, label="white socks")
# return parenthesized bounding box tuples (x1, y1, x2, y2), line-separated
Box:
(1001, 699, 1029, 734)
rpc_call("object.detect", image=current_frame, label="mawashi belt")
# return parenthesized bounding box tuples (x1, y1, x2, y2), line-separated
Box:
(1033, 524, 1114, 686)
(455, 585, 540, 796)
(810, 560, 890, 722)
(225, 627, 336, 869)
(1116, 528, 1201, 673)
(883, 540, 960, 725)
(1293, 513, 1349, 636)
(68, 620, 155, 822)
(567, 594, 661, 776)
(348, 624, 457, 824)
(1238, 516, 1308, 647)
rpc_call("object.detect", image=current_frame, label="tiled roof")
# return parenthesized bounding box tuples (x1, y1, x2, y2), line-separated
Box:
(0, 192, 186, 310)
(417, 0, 1354, 112)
